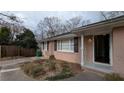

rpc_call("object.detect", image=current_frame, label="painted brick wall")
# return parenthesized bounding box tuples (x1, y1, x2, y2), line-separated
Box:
(54, 51, 80, 64)
(41, 37, 81, 64)
(84, 35, 93, 64)
(54, 37, 81, 64)
(113, 27, 124, 76)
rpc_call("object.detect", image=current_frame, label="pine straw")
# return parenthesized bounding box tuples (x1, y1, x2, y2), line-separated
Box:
(20, 59, 83, 80)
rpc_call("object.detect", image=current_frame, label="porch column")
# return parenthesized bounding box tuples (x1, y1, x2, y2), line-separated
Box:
(81, 34, 84, 66)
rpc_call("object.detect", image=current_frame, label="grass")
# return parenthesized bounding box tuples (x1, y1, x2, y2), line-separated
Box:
(104, 73, 124, 81)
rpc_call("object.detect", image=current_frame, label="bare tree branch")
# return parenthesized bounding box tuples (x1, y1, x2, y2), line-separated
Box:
(100, 12, 108, 20)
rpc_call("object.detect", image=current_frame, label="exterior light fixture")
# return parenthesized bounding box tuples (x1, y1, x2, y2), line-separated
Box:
(88, 38, 92, 42)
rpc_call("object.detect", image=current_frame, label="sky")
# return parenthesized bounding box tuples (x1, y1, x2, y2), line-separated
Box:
(3, 11, 105, 31)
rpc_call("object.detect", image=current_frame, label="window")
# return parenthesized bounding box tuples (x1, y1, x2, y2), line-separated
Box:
(44, 42, 47, 51)
(57, 40, 61, 50)
(94, 34, 110, 64)
(61, 40, 70, 50)
(54, 40, 57, 51)
(70, 39, 74, 51)
(41, 42, 44, 50)
(47, 41, 49, 51)
(57, 39, 74, 52)
(42, 42, 47, 51)
(74, 37, 78, 52)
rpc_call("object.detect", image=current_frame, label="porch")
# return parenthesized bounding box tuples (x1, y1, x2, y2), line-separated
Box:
(80, 26, 113, 74)
(83, 63, 113, 73)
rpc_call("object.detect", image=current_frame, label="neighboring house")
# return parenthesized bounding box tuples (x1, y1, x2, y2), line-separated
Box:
(40, 15, 124, 77)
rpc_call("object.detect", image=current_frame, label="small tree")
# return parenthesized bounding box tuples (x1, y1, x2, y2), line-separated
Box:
(37, 16, 91, 39)
(37, 17, 66, 38)
(64, 16, 91, 32)
(15, 28, 38, 49)
(0, 27, 11, 45)
(0, 12, 24, 42)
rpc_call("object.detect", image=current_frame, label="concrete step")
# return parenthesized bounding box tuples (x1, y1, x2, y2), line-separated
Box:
(82, 65, 113, 76)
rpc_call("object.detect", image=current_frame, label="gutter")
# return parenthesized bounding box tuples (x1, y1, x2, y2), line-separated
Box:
(72, 15, 124, 33)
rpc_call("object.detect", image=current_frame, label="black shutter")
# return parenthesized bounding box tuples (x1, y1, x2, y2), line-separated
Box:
(47, 41, 49, 51)
(74, 37, 78, 52)
(42, 42, 44, 50)
(54, 40, 57, 51)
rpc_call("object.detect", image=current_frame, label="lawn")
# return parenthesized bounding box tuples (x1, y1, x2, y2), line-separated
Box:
(20, 55, 83, 80)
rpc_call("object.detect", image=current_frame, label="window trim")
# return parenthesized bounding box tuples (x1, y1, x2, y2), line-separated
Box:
(56, 39, 74, 53)
(42, 42, 47, 51)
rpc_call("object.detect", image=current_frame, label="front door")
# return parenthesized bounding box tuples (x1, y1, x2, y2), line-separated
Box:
(94, 34, 110, 64)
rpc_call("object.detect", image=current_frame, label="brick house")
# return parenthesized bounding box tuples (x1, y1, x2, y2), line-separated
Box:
(40, 15, 124, 77)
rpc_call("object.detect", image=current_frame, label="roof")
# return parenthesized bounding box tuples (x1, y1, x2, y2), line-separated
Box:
(72, 15, 124, 33)
(39, 32, 77, 42)
(39, 15, 124, 43)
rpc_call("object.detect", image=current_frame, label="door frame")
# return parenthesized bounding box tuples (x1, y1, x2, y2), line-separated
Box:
(92, 33, 113, 66)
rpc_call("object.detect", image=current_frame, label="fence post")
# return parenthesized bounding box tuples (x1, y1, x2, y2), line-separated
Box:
(0, 46, 1, 58)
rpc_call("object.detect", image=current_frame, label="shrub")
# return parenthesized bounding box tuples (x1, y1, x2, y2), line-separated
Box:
(61, 63, 73, 76)
(21, 62, 36, 75)
(45, 60, 56, 71)
(45, 63, 73, 80)
(0, 27, 11, 45)
(104, 73, 124, 81)
(49, 55, 56, 60)
(21, 62, 44, 77)
(31, 65, 43, 77)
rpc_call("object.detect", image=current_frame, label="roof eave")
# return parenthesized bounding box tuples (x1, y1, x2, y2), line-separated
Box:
(72, 16, 124, 33)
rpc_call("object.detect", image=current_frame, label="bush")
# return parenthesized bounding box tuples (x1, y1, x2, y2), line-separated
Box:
(21, 62, 44, 78)
(21, 62, 36, 75)
(31, 65, 43, 77)
(45, 60, 56, 71)
(104, 73, 124, 81)
(49, 55, 56, 60)
(45, 63, 73, 80)
(0, 27, 11, 45)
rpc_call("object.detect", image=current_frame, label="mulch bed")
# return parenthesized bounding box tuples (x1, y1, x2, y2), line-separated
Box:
(20, 59, 83, 80)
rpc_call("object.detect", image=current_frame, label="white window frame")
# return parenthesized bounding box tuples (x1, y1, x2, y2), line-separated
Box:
(41, 43, 43, 50)
(57, 39, 74, 52)
(44, 42, 47, 51)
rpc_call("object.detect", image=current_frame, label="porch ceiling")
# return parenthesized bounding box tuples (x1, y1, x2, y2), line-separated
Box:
(82, 26, 112, 35)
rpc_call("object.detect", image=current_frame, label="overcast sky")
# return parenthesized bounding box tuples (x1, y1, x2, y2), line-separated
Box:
(5, 11, 104, 31)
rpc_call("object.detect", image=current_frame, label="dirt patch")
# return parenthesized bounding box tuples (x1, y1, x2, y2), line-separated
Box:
(20, 59, 83, 80)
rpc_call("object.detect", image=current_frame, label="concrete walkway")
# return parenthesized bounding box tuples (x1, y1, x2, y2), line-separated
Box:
(63, 71, 105, 81)
(0, 57, 42, 66)
(0, 68, 34, 81)
(0, 57, 41, 81)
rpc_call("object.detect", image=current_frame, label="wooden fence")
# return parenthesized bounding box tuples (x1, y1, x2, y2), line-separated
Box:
(0, 45, 36, 58)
